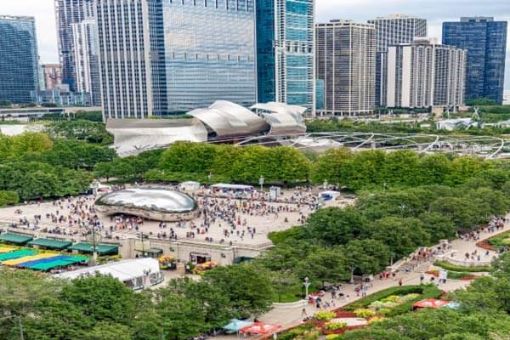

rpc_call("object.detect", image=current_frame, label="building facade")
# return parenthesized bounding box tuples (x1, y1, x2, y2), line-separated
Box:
(315, 20, 376, 116)
(55, 0, 95, 92)
(71, 18, 101, 106)
(386, 38, 466, 109)
(96, 0, 153, 119)
(368, 15, 427, 107)
(149, 0, 257, 115)
(443, 17, 507, 104)
(0, 16, 39, 104)
(256, 0, 315, 112)
(42, 64, 63, 91)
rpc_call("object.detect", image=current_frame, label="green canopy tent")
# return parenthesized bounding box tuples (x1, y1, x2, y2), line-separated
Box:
(28, 238, 72, 250)
(69, 243, 119, 256)
(0, 232, 33, 245)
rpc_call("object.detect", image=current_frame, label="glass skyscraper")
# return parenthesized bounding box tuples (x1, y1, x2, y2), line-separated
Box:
(55, 0, 95, 92)
(150, 0, 257, 115)
(443, 17, 507, 104)
(256, 0, 315, 112)
(0, 16, 39, 104)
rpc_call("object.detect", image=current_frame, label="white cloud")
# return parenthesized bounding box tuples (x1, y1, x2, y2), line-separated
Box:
(1, 0, 58, 63)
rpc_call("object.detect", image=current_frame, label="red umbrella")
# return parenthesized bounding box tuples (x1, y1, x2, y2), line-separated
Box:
(240, 322, 282, 335)
(413, 299, 449, 309)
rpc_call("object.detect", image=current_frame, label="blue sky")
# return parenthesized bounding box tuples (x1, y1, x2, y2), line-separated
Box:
(2, 0, 510, 89)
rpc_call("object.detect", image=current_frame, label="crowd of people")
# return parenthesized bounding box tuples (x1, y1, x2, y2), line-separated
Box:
(2, 185, 322, 246)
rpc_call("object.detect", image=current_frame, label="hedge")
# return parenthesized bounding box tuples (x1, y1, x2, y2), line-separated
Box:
(434, 260, 492, 273)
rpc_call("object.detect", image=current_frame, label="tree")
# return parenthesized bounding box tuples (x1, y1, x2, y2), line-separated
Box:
(418, 212, 457, 242)
(310, 148, 353, 187)
(343, 239, 391, 276)
(369, 217, 430, 259)
(61, 275, 137, 325)
(303, 207, 368, 246)
(296, 247, 349, 287)
(47, 120, 113, 144)
(203, 264, 274, 317)
(429, 196, 485, 231)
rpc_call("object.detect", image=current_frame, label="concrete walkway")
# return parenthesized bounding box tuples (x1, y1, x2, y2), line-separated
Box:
(217, 218, 510, 338)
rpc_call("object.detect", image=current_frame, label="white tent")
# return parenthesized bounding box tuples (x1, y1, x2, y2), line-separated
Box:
(55, 258, 163, 290)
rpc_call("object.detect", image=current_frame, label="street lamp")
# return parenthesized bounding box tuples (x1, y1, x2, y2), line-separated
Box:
(259, 175, 265, 192)
(323, 180, 328, 190)
(303, 277, 310, 300)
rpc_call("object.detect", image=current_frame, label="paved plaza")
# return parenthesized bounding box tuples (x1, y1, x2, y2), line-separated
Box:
(0, 185, 353, 247)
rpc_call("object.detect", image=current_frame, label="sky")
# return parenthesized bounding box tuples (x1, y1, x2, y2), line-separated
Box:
(2, 0, 510, 89)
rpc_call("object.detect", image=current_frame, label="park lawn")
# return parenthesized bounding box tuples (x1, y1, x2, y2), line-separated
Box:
(343, 285, 442, 317)
(433, 260, 492, 273)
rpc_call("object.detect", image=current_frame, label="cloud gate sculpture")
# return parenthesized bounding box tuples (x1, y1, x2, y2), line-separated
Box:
(95, 188, 198, 222)
(107, 101, 307, 156)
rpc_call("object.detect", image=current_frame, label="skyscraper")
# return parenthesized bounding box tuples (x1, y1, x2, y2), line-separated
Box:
(315, 20, 376, 116)
(71, 18, 101, 106)
(97, 0, 258, 119)
(386, 38, 466, 109)
(96, 0, 153, 119)
(443, 17, 507, 104)
(55, 0, 95, 92)
(256, 0, 315, 112)
(0, 16, 39, 104)
(149, 0, 256, 115)
(368, 14, 427, 107)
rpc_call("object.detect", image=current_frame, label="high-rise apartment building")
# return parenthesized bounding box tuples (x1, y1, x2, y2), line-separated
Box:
(55, 0, 95, 92)
(443, 17, 507, 104)
(0, 16, 39, 104)
(42, 64, 63, 91)
(315, 20, 376, 116)
(386, 38, 466, 109)
(368, 14, 427, 107)
(96, 0, 153, 119)
(72, 18, 101, 106)
(256, 0, 315, 112)
(149, 0, 256, 115)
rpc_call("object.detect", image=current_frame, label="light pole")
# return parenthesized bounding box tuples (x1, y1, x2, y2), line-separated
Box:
(303, 277, 310, 300)
(259, 175, 265, 192)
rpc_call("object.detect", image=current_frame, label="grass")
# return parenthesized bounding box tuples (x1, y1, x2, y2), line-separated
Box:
(434, 260, 492, 273)
(343, 285, 442, 317)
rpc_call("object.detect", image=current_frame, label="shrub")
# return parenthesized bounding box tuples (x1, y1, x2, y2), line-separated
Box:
(353, 308, 376, 319)
(325, 321, 347, 331)
(434, 260, 492, 273)
(314, 310, 336, 321)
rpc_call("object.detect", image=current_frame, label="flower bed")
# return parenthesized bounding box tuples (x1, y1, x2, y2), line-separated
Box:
(482, 231, 510, 251)
(343, 285, 443, 317)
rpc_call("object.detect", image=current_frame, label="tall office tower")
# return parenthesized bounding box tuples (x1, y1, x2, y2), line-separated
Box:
(149, 0, 256, 115)
(386, 38, 466, 109)
(55, 0, 95, 92)
(96, 0, 153, 119)
(315, 20, 376, 116)
(256, 0, 315, 112)
(443, 17, 507, 104)
(0, 16, 39, 104)
(42, 64, 63, 90)
(368, 14, 427, 107)
(72, 18, 101, 106)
